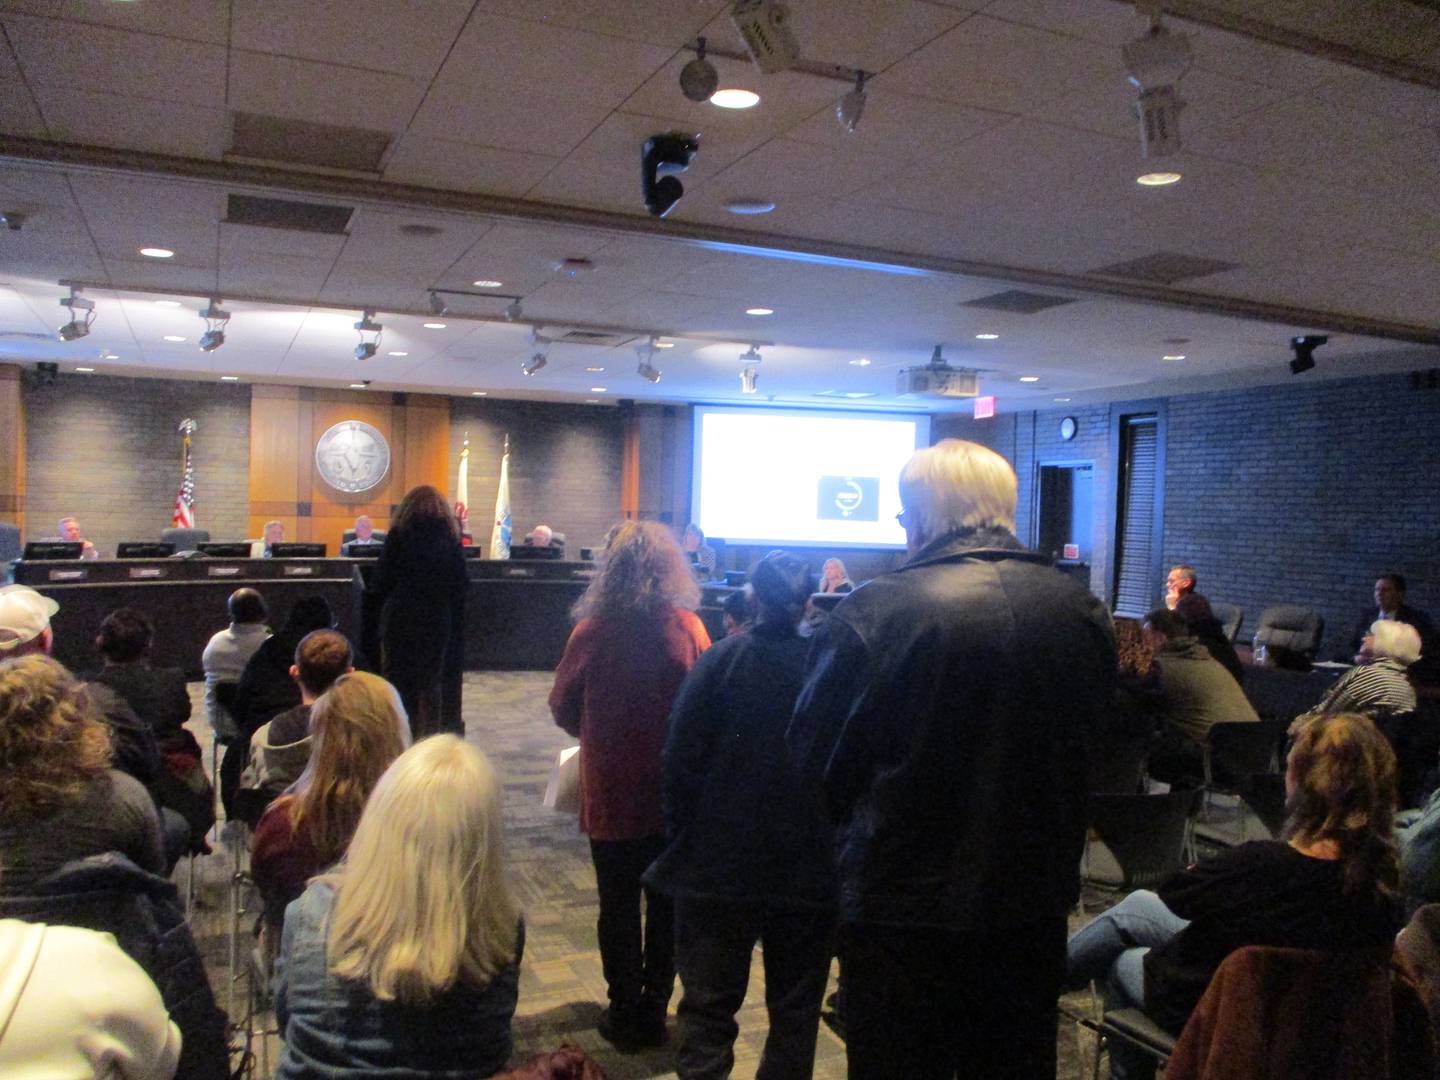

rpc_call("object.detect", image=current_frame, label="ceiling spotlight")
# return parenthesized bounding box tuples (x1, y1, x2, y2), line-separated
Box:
(837, 70, 867, 133)
(739, 345, 762, 365)
(522, 353, 548, 376)
(636, 335, 662, 383)
(523, 328, 552, 375)
(680, 36, 719, 102)
(1122, 19, 1192, 158)
(1288, 334, 1327, 375)
(354, 308, 383, 360)
(503, 299, 523, 322)
(198, 298, 230, 352)
(740, 366, 759, 394)
(57, 287, 95, 341)
(710, 88, 759, 109)
(427, 290, 449, 316)
(730, 0, 800, 74)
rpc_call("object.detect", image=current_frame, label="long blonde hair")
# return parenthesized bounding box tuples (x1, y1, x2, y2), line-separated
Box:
(326, 735, 521, 1002)
(571, 520, 700, 622)
(289, 671, 411, 866)
(0, 655, 111, 820)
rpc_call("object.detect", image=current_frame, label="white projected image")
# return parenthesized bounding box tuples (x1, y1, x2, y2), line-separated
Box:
(692, 407, 929, 549)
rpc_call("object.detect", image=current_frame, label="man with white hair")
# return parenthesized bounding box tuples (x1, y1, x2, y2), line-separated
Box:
(787, 438, 1117, 1079)
(55, 516, 98, 559)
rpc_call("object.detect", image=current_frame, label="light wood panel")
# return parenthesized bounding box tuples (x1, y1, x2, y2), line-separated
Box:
(0, 364, 25, 529)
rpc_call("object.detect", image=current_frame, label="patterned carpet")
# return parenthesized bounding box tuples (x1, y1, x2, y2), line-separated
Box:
(183, 672, 1188, 1079)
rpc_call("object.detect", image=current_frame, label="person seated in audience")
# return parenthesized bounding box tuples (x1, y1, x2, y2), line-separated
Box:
(252, 519, 286, 558)
(1163, 565, 1243, 684)
(1306, 620, 1420, 724)
(251, 670, 411, 942)
(273, 735, 523, 1080)
(200, 586, 270, 736)
(1065, 712, 1403, 1080)
(1141, 607, 1259, 786)
(223, 595, 335, 816)
(234, 628, 353, 828)
(53, 516, 99, 560)
(340, 514, 385, 556)
(820, 557, 855, 594)
(681, 523, 718, 580)
(0, 655, 166, 896)
(88, 608, 193, 753)
(1399, 790, 1440, 919)
(720, 588, 754, 637)
(0, 918, 181, 1080)
(647, 551, 837, 1080)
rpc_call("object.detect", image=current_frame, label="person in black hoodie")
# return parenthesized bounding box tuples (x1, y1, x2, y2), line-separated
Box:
(646, 550, 837, 1077)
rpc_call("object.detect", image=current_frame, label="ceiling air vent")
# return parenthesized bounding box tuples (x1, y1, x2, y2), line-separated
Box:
(229, 111, 391, 173)
(556, 330, 638, 348)
(961, 289, 1078, 314)
(1092, 251, 1240, 284)
(225, 194, 355, 235)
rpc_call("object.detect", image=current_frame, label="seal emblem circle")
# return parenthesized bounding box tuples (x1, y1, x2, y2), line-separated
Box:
(314, 420, 391, 493)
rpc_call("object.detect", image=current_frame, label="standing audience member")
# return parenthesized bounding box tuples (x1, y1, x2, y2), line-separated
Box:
(549, 520, 711, 1051)
(274, 736, 523, 1080)
(819, 557, 854, 594)
(223, 596, 335, 815)
(647, 550, 836, 1079)
(1065, 712, 1403, 1079)
(681, 524, 718, 580)
(0, 655, 165, 893)
(234, 628, 353, 828)
(720, 589, 754, 638)
(200, 587, 270, 736)
(1142, 606, 1259, 786)
(787, 439, 1117, 1080)
(251, 671, 411, 940)
(55, 516, 99, 560)
(1164, 565, 1243, 684)
(0, 919, 181, 1080)
(369, 485, 468, 736)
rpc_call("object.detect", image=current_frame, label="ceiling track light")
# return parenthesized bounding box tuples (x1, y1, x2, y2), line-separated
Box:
(635, 335, 662, 383)
(1122, 16, 1192, 158)
(740, 365, 759, 394)
(504, 298, 523, 322)
(1288, 334, 1327, 375)
(680, 36, 719, 101)
(523, 327, 552, 376)
(198, 298, 230, 352)
(57, 286, 95, 341)
(739, 344, 762, 365)
(354, 308, 383, 361)
(837, 70, 867, 133)
(427, 290, 449, 316)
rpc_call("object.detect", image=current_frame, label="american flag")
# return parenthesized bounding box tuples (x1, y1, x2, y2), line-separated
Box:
(171, 418, 196, 528)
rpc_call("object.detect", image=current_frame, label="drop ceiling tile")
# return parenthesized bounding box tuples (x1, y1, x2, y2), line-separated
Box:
(523, 151, 647, 215)
(774, 0, 972, 72)
(216, 255, 339, 301)
(2, 13, 226, 107)
(30, 85, 227, 158)
(334, 209, 494, 272)
(230, 0, 473, 75)
(1307, 69, 1440, 128)
(561, 109, 764, 188)
(0, 0, 230, 45)
(781, 90, 1009, 163)
(982, 0, 1147, 48)
(384, 136, 561, 197)
(97, 255, 220, 293)
(1187, 25, 1355, 91)
(699, 136, 913, 204)
(408, 82, 612, 157)
(482, 0, 720, 47)
(1183, 95, 1421, 172)
(0, 76, 46, 137)
(219, 221, 349, 261)
(228, 51, 428, 132)
(69, 174, 225, 231)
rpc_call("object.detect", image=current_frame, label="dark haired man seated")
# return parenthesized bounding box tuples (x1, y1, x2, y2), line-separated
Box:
(234, 629, 354, 827)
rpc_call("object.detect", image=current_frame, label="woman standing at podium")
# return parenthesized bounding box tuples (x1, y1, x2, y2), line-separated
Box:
(369, 485, 468, 737)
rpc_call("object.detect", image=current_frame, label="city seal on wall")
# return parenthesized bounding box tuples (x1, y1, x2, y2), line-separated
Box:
(315, 420, 391, 493)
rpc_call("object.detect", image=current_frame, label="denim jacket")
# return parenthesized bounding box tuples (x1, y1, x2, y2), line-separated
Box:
(275, 880, 523, 1079)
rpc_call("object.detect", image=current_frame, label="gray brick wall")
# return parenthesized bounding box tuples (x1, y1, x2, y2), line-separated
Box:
(448, 398, 623, 554)
(23, 373, 251, 554)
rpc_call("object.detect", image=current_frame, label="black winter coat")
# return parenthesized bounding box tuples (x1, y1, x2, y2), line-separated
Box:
(787, 527, 1117, 931)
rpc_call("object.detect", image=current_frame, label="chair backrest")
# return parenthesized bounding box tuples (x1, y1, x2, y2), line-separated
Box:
(1207, 719, 1288, 789)
(1238, 772, 1288, 837)
(0, 521, 20, 564)
(160, 527, 211, 552)
(1087, 788, 1202, 892)
(1254, 605, 1325, 661)
(1210, 601, 1243, 644)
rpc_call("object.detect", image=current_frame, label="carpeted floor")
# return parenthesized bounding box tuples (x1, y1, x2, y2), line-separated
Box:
(183, 671, 1241, 1079)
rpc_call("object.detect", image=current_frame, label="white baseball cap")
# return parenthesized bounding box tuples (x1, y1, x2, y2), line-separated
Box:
(0, 585, 60, 652)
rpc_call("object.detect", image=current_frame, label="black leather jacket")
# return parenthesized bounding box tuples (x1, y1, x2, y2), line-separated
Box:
(787, 527, 1116, 930)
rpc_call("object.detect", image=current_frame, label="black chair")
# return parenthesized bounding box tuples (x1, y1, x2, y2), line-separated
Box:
(1253, 605, 1325, 665)
(1210, 601, 1243, 644)
(341, 529, 386, 545)
(160, 526, 210, 552)
(1202, 718, 1289, 841)
(1084, 788, 1202, 894)
(1238, 772, 1287, 837)
(0, 521, 19, 580)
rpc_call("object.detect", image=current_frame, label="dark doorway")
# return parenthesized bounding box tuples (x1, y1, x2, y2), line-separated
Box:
(1037, 462, 1094, 586)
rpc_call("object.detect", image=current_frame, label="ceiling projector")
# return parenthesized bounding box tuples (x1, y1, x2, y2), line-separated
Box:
(897, 346, 981, 399)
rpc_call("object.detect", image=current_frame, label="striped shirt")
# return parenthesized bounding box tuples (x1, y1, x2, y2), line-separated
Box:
(1318, 657, 1416, 719)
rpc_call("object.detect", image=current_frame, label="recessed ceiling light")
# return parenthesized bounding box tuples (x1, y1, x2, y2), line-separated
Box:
(163, 335, 186, 342)
(471, 390, 487, 396)
(710, 88, 759, 109)
(585, 366, 605, 373)
(1162, 354, 1186, 361)
(139, 246, 175, 258)
(423, 322, 447, 329)
(653, 341, 675, 349)
(349, 382, 369, 389)
(388, 351, 409, 357)
(472, 280, 503, 288)
(1054, 397, 1072, 403)
(75, 366, 95, 373)
(724, 198, 776, 215)
(849, 357, 872, 366)
(586, 399, 601, 404)
(975, 333, 1000, 340)
(220, 375, 240, 382)
(100, 352, 119, 360)
(745, 307, 773, 316)
(1019, 375, 1040, 383)
(154, 300, 182, 307)
(590, 386, 607, 393)
(1136, 172, 1182, 186)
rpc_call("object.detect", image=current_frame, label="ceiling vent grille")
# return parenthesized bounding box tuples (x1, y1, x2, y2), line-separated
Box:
(556, 330, 638, 348)
(1093, 251, 1240, 284)
(225, 194, 355, 235)
(961, 289, 1078, 314)
(229, 111, 391, 173)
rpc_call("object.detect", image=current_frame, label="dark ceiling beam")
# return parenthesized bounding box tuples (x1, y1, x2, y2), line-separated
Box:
(3, 136, 1438, 347)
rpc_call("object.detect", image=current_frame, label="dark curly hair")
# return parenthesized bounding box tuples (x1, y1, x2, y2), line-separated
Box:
(572, 520, 700, 622)
(0, 654, 112, 820)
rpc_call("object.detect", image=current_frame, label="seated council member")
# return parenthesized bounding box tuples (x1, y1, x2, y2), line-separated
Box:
(54, 516, 99, 559)
(1064, 712, 1403, 1080)
(1348, 572, 1435, 661)
(251, 520, 285, 559)
(340, 515, 385, 556)
(273, 736, 523, 1080)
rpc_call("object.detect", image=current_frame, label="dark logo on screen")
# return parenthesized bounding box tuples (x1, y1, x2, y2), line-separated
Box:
(817, 476, 879, 521)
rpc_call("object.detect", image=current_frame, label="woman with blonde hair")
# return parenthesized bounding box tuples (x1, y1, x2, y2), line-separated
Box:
(273, 735, 523, 1079)
(1065, 712, 1402, 1079)
(251, 670, 411, 936)
(549, 519, 710, 1050)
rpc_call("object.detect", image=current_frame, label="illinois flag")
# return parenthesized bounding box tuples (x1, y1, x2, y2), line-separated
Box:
(455, 439, 470, 538)
(490, 436, 512, 559)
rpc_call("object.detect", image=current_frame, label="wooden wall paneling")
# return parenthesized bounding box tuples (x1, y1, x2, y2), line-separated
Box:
(0, 364, 25, 529)
(402, 394, 451, 496)
(248, 385, 301, 542)
(621, 407, 640, 520)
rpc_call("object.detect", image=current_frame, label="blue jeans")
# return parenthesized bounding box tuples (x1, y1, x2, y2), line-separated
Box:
(1066, 890, 1190, 1080)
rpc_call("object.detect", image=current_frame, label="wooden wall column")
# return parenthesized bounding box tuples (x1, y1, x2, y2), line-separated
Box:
(0, 364, 26, 531)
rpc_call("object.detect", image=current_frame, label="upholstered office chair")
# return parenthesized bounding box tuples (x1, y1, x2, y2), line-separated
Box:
(1210, 601, 1244, 644)
(160, 526, 210, 552)
(1253, 605, 1325, 663)
(0, 521, 20, 579)
(1083, 788, 1201, 894)
(1202, 719, 1289, 841)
